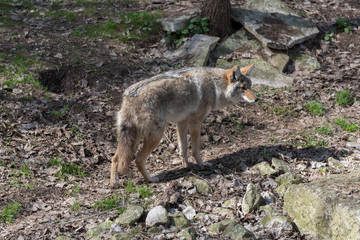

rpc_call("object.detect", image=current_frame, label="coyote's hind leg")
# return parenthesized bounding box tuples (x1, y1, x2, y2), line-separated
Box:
(135, 128, 164, 182)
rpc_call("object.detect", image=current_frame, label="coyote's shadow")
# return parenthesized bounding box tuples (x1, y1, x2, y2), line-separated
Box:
(156, 144, 346, 182)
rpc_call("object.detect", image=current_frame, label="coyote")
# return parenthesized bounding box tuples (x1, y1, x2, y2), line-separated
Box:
(110, 64, 256, 188)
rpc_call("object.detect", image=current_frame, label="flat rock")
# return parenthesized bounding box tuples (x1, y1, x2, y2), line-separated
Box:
(159, 16, 191, 32)
(215, 28, 290, 72)
(165, 34, 220, 66)
(232, 0, 319, 50)
(216, 58, 294, 88)
(284, 173, 360, 239)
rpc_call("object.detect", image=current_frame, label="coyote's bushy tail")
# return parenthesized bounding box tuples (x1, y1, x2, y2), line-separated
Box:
(115, 114, 137, 174)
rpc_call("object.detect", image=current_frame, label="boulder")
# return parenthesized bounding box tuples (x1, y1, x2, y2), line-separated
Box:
(284, 173, 360, 239)
(289, 51, 320, 72)
(145, 206, 169, 227)
(275, 172, 302, 196)
(242, 183, 264, 214)
(222, 222, 255, 240)
(169, 213, 189, 228)
(254, 161, 277, 176)
(86, 221, 114, 239)
(165, 34, 220, 66)
(207, 219, 237, 234)
(188, 177, 212, 195)
(177, 227, 197, 240)
(271, 158, 291, 173)
(182, 205, 196, 220)
(115, 205, 144, 226)
(232, 0, 319, 50)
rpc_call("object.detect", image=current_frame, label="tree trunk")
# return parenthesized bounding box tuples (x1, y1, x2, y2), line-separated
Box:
(201, 0, 232, 37)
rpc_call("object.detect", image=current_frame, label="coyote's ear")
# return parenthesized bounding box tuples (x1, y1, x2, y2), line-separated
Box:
(226, 65, 241, 84)
(240, 63, 254, 76)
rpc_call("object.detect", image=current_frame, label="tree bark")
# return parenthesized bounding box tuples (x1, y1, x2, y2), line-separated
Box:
(201, 0, 232, 37)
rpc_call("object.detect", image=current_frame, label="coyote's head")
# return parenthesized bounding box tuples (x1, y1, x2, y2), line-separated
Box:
(225, 64, 257, 103)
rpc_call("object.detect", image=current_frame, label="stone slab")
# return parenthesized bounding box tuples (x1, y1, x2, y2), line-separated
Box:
(165, 34, 220, 66)
(159, 16, 191, 32)
(232, 0, 319, 50)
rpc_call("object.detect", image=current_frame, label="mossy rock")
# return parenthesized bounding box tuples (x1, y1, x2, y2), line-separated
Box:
(188, 177, 212, 195)
(177, 227, 197, 240)
(87, 221, 114, 239)
(284, 174, 360, 239)
(254, 161, 277, 176)
(109, 232, 136, 240)
(222, 222, 255, 240)
(116, 205, 144, 226)
(169, 213, 189, 228)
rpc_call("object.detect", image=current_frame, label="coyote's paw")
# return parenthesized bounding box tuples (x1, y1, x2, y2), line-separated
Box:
(110, 182, 120, 189)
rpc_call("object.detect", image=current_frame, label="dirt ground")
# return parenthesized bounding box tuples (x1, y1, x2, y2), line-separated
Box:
(0, 0, 359, 239)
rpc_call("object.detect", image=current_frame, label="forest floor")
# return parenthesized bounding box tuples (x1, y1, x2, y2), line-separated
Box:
(0, 0, 360, 239)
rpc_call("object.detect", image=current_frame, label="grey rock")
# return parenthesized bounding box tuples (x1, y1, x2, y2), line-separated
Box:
(182, 205, 196, 220)
(328, 157, 345, 171)
(109, 232, 136, 240)
(188, 177, 212, 195)
(272, 158, 291, 173)
(222, 222, 255, 240)
(165, 34, 220, 66)
(207, 219, 237, 234)
(232, 0, 319, 50)
(254, 161, 277, 176)
(222, 197, 241, 209)
(169, 213, 189, 228)
(177, 227, 197, 240)
(145, 205, 169, 227)
(275, 172, 302, 196)
(260, 212, 294, 235)
(289, 50, 320, 72)
(284, 173, 360, 239)
(115, 205, 144, 226)
(242, 183, 264, 214)
(86, 221, 114, 239)
(159, 16, 192, 32)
